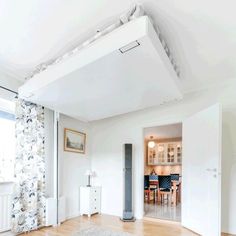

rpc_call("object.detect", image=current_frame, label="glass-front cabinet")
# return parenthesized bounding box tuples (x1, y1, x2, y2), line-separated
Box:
(167, 143, 175, 163)
(147, 141, 182, 165)
(176, 143, 182, 163)
(157, 143, 165, 164)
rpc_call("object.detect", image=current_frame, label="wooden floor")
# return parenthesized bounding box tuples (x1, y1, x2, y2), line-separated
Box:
(2, 214, 234, 236)
(24, 215, 198, 236)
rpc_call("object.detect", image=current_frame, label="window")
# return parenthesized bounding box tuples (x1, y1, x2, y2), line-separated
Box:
(0, 110, 15, 182)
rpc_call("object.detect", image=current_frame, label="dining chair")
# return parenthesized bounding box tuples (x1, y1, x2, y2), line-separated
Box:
(149, 174, 158, 182)
(171, 173, 181, 203)
(144, 175, 157, 203)
(149, 175, 158, 202)
(144, 175, 149, 189)
(170, 173, 179, 181)
(144, 175, 151, 203)
(158, 175, 172, 205)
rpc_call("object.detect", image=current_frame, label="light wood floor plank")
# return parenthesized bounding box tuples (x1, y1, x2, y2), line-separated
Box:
(2, 214, 235, 236)
(26, 214, 197, 236)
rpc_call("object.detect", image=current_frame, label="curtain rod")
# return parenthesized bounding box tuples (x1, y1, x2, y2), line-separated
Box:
(0, 86, 18, 95)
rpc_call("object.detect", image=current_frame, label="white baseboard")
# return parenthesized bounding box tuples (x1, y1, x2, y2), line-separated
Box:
(65, 211, 80, 220)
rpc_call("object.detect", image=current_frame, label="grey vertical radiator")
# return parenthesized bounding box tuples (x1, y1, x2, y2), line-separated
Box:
(121, 143, 135, 222)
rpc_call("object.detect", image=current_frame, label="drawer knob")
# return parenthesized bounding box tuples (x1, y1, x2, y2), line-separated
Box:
(94, 198, 96, 201)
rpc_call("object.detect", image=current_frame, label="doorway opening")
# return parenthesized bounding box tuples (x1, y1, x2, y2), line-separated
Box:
(143, 123, 182, 222)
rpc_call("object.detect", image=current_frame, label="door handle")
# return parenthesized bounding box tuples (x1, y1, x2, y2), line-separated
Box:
(206, 168, 217, 172)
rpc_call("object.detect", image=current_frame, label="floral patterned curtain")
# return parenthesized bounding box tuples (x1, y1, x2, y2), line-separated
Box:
(12, 99, 46, 234)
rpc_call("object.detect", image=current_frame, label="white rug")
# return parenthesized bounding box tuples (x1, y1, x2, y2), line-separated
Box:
(73, 226, 133, 236)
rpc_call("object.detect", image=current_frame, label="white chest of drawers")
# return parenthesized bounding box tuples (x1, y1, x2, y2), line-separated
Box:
(80, 186, 101, 217)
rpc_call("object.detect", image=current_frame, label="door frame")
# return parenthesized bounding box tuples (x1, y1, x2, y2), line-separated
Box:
(141, 118, 183, 222)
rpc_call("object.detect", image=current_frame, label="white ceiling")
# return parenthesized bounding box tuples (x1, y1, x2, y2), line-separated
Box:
(0, 0, 236, 93)
(144, 123, 182, 139)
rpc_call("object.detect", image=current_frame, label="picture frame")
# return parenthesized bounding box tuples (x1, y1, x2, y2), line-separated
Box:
(64, 128, 86, 154)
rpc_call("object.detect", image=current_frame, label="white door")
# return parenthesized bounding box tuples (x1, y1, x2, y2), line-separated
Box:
(182, 104, 222, 236)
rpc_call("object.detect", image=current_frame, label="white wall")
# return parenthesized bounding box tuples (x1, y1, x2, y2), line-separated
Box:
(90, 85, 236, 234)
(58, 114, 90, 219)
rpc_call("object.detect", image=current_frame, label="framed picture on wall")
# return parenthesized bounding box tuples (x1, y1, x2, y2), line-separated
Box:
(64, 128, 86, 154)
